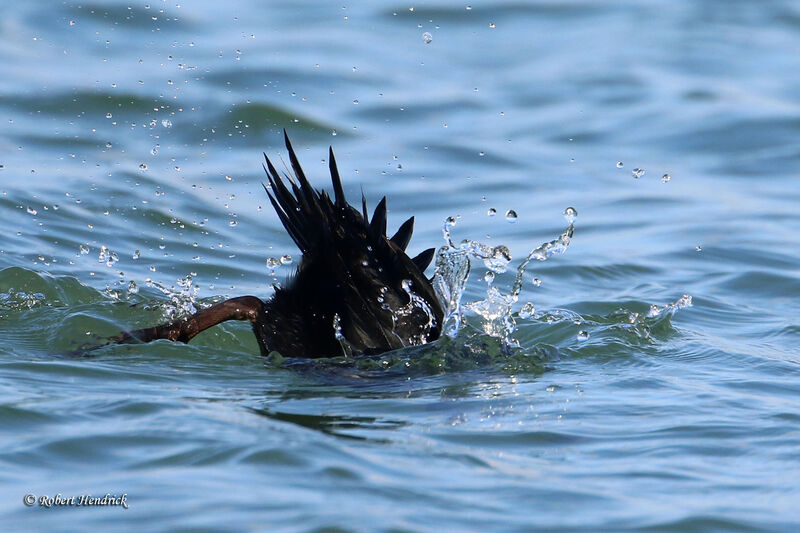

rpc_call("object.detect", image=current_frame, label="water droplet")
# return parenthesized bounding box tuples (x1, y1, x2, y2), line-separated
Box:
(577, 330, 589, 340)
(632, 168, 645, 179)
(132, 250, 140, 259)
(128, 280, 139, 294)
(616, 161, 624, 168)
(69, 20, 76, 26)
(266, 257, 280, 268)
(484, 271, 495, 284)
(105, 113, 112, 119)
(532, 278, 541, 287)
(105, 141, 112, 148)
(151, 147, 158, 155)
(229, 220, 237, 226)
(161, 119, 172, 128)
(489, 22, 496, 28)
(422, 32, 432, 44)
(280, 254, 292, 265)
(487, 208, 496, 216)
(26, 207, 37, 215)
(352, 99, 359, 105)
(661, 173, 671, 183)
(505, 210, 517, 223)
(480, 244, 511, 273)
(563, 206, 577, 223)
(695, 245, 702, 252)
(139, 163, 148, 170)
(519, 302, 535, 319)
(79, 244, 89, 255)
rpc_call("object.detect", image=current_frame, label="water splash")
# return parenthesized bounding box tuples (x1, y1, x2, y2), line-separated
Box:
(647, 294, 692, 318)
(432, 209, 576, 348)
(507, 215, 574, 299)
(433, 245, 470, 338)
(0, 288, 47, 310)
(442, 216, 458, 247)
(394, 279, 437, 346)
(519, 302, 535, 319)
(530, 294, 693, 349)
(145, 274, 201, 321)
(332, 312, 354, 358)
(465, 285, 518, 344)
(97, 245, 119, 268)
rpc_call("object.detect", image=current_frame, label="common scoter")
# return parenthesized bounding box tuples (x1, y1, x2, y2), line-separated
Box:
(120, 132, 444, 358)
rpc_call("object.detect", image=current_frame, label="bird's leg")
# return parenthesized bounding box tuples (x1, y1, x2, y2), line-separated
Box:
(116, 295, 264, 345)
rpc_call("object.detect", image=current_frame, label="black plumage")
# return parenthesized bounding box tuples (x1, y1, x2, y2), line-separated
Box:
(124, 132, 443, 358)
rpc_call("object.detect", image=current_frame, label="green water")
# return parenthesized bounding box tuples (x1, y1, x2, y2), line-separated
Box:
(1, 1, 799, 531)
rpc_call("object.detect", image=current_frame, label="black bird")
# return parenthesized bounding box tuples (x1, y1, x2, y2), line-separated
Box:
(121, 132, 444, 358)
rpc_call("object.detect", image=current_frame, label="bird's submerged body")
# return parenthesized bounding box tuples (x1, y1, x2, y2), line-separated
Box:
(124, 133, 443, 358)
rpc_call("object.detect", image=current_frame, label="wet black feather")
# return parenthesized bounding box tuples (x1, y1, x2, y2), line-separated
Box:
(390, 217, 414, 251)
(411, 248, 435, 272)
(253, 138, 444, 358)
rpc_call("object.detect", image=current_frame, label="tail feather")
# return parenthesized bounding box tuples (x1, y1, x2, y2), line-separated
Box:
(328, 146, 346, 207)
(390, 217, 414, 251)
(263, 139, 437, 275)
(411, 248, 435, 272)
(262, 153, 313, 253)
(263, 155, 297, 216)
(370, 197, 387, 238)
(283, 129, 317, 209)
(264, 184, 308, 253)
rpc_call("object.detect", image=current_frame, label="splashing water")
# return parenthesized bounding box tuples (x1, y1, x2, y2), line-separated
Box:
(332, 313, 354, 358)
(97, 245, 119, 268)
(647, 294, 692, 318)
(394, 279, 437, 346)
(0, 288, 47, 310)
(145, 274, 201, 321)
(432, 210, 576, 348)
(465, 285, 518, 344)
(432, 245, 471, 338)
(530, 292, 694, 349)
(377, 278, 439, 348)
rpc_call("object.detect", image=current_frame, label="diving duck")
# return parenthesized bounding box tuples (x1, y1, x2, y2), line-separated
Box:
(122, 132, 443, 358)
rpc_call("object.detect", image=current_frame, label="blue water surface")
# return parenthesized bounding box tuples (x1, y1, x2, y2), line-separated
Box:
(1, 1, 799, 531)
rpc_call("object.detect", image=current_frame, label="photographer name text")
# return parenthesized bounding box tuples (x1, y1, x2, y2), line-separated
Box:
(24, 493, 129, 509)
